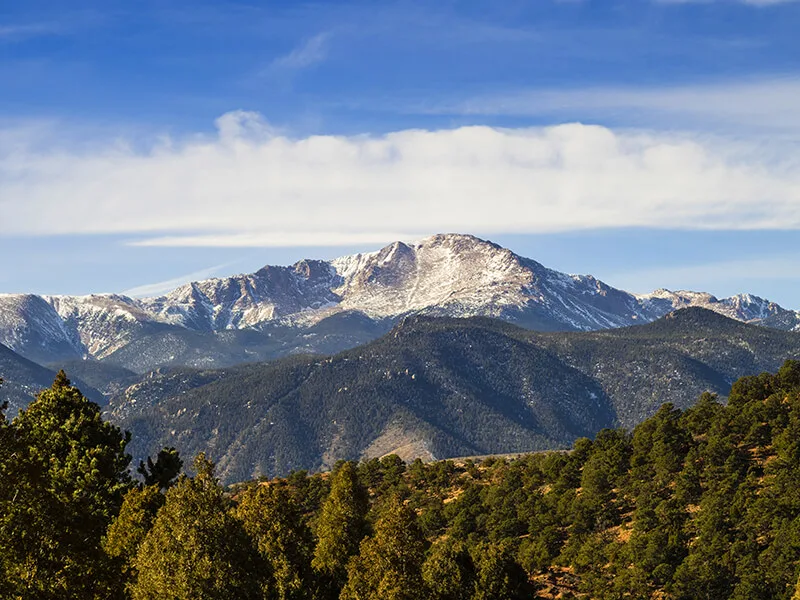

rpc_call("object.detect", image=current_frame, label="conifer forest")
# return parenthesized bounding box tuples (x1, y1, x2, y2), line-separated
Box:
(4, 362, 800, 599)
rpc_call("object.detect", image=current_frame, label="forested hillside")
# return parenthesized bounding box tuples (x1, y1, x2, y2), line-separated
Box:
(114, 308, 800, 483)
(6, 362, 800, 597)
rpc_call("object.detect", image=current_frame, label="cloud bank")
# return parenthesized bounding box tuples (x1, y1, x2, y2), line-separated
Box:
(2, 110, 799, 247)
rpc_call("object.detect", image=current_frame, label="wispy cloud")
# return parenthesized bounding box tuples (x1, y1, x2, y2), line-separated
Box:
(122, 261, 243, 297)
(433, 76, 800, 133)
(0, 10, 106, 42)
(270, 32, 330, 70)
(2, 111, 800, 247)
(0, 22, 64, 41)
(658, 0, 799, 5)
(131, 231, 427, 248)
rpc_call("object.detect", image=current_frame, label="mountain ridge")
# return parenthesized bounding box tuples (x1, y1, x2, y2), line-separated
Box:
(1, 233, 798, 369)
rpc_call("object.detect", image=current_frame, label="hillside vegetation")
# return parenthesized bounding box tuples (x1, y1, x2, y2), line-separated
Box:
(6, 361, 800, 598)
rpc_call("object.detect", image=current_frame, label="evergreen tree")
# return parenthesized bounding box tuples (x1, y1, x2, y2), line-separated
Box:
(131, 454, 261, 600)
(236, 483, 314, 600)
(471, 542, 532, 600)
(0, 371, 131, 599)
(137, 447, 183, 490)
(340, 495, 426, 600)
(0, 377, 12, 598)
(422, 538, 475, 600)
(103, 485, 165, 594)
(312, 461, 368, 595)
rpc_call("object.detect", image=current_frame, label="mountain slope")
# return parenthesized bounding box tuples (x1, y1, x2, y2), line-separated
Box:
(636, 288, 800, 326)
(114, 323, 614, 483)
(110, 308, 800, 483)
(531, 307, 800, 427)
(0, 342, 62, 415)
(2, 234, 798, 372)
(0, 294, 85, 364)
(0, 342, 105, 415)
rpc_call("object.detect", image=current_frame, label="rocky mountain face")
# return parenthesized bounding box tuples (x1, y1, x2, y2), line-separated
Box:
(1, 234, 799, 373)
(112, 308, 800, 483)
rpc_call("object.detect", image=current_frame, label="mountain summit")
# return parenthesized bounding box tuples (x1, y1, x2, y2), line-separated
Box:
(1, 233, 798, 368)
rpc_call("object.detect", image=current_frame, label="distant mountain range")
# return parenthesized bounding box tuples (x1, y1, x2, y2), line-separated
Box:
(1, 234, 798, 375)
(3, 233, 800, 479)
(111, 308, 800, 483)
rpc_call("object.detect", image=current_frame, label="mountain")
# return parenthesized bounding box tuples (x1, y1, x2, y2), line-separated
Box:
(1, 234, 799, 374)
(635, 288, 800, 326)
(0, 342, 105, 415)
(110, 308, 800, 483)
(0, 294, 84, 364)
(0, 341, 63, 415)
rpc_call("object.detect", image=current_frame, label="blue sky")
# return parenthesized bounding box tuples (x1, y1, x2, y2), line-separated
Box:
(2, 0, 800, 307)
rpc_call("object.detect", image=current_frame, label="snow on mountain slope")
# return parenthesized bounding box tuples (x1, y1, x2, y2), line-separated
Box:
(331, 236, 535, 317)
(1, 233, 798, 366)
(636, 289, 798, 327)
(46, 294, 163, 359)
(140, 259, 340, 331)
(329, 234, 659, 330)
(0, 294, 84, 364)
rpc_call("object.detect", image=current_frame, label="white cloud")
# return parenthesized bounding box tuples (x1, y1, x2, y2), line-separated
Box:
(270, 33, 330, 70)
(2, 111, 800, 247)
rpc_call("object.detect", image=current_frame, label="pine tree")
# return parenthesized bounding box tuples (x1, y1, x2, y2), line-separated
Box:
(312, 461, 368, 595)
(103, 485, 165, 593)
(471, 542, 532, 600)
(236, 483, 315, 600)
(137, 447, 183, 490)
(340, 495, 426, 600)
(0, 371, 132, 598)
(131, 454, 261, 600)
(422, 538, 475, 600)
(0, 377, 12, 598)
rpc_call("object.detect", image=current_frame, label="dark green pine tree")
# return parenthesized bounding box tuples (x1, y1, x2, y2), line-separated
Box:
(103, 485, 165, 594)
(0, 377, 12, 598)
(311, 461, 368, 595)
(137, 447, 183, 490)
(422, 538, 475, 600)
(471, 542, 533, 600)
(340, 495, 426, 600)
(130, 454, 261, 600)
(0, 371, 132, 599)
(235, 483, 315, 600)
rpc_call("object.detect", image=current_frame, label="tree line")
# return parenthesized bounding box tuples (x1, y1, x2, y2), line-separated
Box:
(4, 362, 800, 598)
